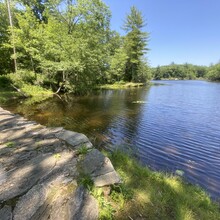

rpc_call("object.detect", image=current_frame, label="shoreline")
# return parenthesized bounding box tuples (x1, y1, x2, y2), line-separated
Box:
(1, 106, 220, 219)
(0, 106, 120, 219)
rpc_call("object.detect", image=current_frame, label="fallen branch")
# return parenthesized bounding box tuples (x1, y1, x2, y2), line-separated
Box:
(10, 84, 29, 98)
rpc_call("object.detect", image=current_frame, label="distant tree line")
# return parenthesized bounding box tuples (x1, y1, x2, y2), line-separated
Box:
(152, 63, 208, 80)
(0, 0, 151, 94)
(152, 62, 220, 82)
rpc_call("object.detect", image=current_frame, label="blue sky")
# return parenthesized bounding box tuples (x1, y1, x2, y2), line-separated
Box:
(103, 0, 220, 67)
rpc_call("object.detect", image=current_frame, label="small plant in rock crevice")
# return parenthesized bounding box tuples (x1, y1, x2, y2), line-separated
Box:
(76, 145, 90, 156)
(5, 141, 15, 148)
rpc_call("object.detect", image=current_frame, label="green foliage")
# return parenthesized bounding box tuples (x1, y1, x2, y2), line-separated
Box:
(123, 6, 146, 32)
(0, 91, 20, 104)
(5, 70, 53, 98)
(122, 6, 149, 83)
(2, 1, 151, 93)
(0, 75, 12, 89)
(78, 174, 94, 191)
(0, 2, 13, 74)
(21, 84, 52, 97)
(152, 63, 208, 80)
(111, 184, 133, 203)
(76, 145, 90, 155)
(91, 188, 115, 220)
(207, 63, 220, 81)
(105, 150, 220, 219)
(5, 141, 15, 148)
(100, 82, 145, 89)
(7, 70, 36, 87)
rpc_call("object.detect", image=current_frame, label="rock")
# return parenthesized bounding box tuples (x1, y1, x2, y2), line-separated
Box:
(80, 149, 121, 187)
(13, 184, 47, 220)
(0, 205, 12, 220)
(68, 186, 99, 220)
(0, 107, 121, 219)
(13, 183, 98, 220)
(0, 153, 57, 202)
(55, 130, 93, 149)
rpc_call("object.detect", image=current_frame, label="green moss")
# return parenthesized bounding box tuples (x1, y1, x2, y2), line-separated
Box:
(5, 141, 15, 148)
(99, 150, 220, 220)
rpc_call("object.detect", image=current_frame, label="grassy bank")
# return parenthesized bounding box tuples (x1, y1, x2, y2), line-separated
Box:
(0, 73, 53, 105)
(99, 82, 146, 89)
(0, 90, 21, 104)
(92, 150, 220, 220)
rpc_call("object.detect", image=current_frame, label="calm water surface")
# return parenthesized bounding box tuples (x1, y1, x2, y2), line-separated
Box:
(2, 80, 220, 199)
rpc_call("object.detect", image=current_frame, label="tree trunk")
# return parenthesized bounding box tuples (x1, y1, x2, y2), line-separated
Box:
(6, 0, 17, 73)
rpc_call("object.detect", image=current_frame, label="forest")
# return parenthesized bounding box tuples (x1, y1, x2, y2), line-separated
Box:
(1, 0, 220, 97)
(152, 63, 220, 81)
(0, 0, 151, 95)
(152, 63, 208, 80)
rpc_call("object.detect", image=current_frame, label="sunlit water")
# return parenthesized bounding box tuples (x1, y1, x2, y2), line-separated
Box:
(2, 80, 220, 199)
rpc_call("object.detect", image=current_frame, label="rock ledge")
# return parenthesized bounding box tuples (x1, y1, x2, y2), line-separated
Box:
(0, 107, 120, 220)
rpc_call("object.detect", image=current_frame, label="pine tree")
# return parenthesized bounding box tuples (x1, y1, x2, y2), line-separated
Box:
(123, 6, 149, 82)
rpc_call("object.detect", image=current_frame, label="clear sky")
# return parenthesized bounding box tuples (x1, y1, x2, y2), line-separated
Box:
(103, 0, 220, 67)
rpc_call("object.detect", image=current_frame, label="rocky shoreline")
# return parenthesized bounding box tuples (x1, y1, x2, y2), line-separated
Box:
(0, 107, 121, 220)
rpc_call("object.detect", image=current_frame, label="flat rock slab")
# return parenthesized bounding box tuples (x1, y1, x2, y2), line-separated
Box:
(56, 130, 93, 149)
(0, 107, 120, 219)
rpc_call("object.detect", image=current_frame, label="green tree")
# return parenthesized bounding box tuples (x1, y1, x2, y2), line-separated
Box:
(207, 63, 220, 81)
(12, 0, 112, 93)
(19, 0, 48, 22)
(122, 6, 149, 82)
(152, 63, 207, 80)
(108, 47, 128, 82)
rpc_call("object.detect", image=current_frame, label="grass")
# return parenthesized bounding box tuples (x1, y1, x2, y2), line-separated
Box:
(0, 72, 53, 105)
(95, 150, 220, 220)
(0, 84, 53, 106)
(99, 82, 146, 89)
(76, 145, 90, 156)
(0, 91, 21, 104)
(20, 84, 53, 97)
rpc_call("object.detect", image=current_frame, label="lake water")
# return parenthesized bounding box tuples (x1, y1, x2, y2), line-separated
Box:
(2, 80, 220, 199)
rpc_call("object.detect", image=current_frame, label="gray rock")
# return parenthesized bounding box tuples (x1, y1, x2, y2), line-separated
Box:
(55, 130, 93, 149)
(0, 205, 12, 220)
(13, 184, 47, 220)
(0, 153, 57, 202)
(13, 181, 97, 220)
(0, 107, 122, 219)
(80, 149, 121, 186)
(68, 186, 98, 220)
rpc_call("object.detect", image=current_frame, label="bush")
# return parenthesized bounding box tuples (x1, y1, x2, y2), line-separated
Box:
(0, 75, 12, 90)
(7, 70, 36, 88)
